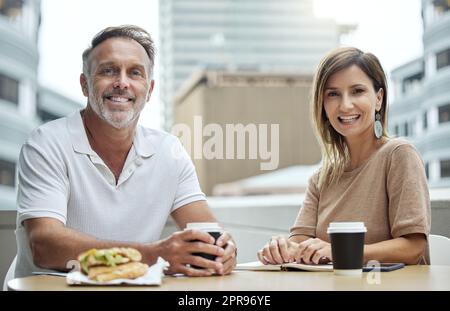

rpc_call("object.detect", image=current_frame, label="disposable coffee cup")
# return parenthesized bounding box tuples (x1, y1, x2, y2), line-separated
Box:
(186, 223, 223, 268)
(327, 222, 367, 276)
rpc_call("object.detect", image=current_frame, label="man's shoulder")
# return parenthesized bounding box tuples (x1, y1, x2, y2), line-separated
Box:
(138, 126, 180, 148)
(25, 116, 72, 151)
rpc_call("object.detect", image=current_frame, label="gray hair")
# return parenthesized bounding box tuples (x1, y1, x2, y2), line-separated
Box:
(82, 25, 155, 78)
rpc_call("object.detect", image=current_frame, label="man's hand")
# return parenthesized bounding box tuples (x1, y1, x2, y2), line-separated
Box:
(215, 231, 237, 275)
(168, 201, 237, 275)
(157, 229, 226, 277)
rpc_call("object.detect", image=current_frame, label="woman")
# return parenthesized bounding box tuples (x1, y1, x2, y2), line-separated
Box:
(257, 47, 430, 265)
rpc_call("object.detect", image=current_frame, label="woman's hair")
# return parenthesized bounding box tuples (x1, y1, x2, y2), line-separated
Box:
(311, 47, 389, 189)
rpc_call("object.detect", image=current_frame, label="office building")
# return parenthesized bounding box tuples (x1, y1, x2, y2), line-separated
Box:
(389, 0, 450, 188)
(0, 0, 82, 210)
(174, 71, 321, 195)
(159, 0, 347, 129)
(0, 0, 82, 282)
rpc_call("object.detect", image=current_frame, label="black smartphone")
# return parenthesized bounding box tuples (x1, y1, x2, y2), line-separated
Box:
(363, 263, 405, 272)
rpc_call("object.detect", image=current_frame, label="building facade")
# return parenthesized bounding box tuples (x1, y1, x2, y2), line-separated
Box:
(174, 71, 321, 195)
(0, 0, 83, 283)
(389, 0, 450, 188)
(1, 0, 42, 211)
(159, 0, 347, 130)
(0, 0, 82, 211)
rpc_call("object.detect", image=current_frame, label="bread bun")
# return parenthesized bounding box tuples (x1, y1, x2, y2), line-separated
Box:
(88, 262, 149, 282)
(77, 247, 148, 281)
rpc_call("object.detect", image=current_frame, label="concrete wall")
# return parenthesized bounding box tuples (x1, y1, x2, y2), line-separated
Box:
(174, 72, 322, 195)
(161, 197, 300, 263)
(173, 83, 206, 190)
(163, 196, 450, 263)
(0, 210, 16, 285)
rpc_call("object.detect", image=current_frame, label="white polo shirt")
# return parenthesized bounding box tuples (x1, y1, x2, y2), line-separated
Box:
(15, 111, 206, 277)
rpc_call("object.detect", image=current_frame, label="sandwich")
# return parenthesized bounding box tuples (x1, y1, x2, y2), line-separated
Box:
(77, 247, 148, 282)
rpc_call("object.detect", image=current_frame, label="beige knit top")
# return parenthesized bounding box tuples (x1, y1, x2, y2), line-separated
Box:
(290, 138, 431, 263)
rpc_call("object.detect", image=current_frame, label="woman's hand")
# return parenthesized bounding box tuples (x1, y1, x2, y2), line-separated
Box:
(296, 238, 332, 264)
(257, 236, 300, 264)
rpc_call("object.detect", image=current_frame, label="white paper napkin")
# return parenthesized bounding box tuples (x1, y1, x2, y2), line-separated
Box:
(66, 257, 168, 286)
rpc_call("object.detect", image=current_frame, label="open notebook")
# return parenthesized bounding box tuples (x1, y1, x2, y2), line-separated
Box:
(235, 261, 333, 272)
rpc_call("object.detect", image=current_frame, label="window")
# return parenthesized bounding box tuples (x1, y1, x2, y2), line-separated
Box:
(423, 112, 428, 130)
(0, 73, 19, 105)
(37, 106, 60, 123)
(436, 48, 450, 71)
(402, 71, 423, 93)
(0, 159, 16, 187)
(0, 0, 23, 18)
(441, 159, 450, 178)
(409, 120, 415, 137)
(394, 124, 399, 136)
(433, 0, 450, 14)
(438, 103, 450, 124)
(404, 122, 409, 137)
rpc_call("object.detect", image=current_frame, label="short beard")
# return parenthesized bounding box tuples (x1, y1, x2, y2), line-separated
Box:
(87, 83, 144, 129)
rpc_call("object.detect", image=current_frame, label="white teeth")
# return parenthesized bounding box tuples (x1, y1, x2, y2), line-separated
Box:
(109, 97, 130, 103)
(339, 115, 359, 121)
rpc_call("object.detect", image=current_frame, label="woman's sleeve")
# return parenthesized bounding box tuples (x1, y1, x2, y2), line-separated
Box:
(387, 144, 431, 238)
(289, 172, 320, 238)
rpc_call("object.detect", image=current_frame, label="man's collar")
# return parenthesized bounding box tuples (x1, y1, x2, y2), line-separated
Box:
(67, 110, 155, 158)
(134, 125, 156, 157)
(68, 110, 96, 155)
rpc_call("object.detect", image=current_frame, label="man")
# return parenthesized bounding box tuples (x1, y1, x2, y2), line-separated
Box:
(15, 25, 236, 278)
